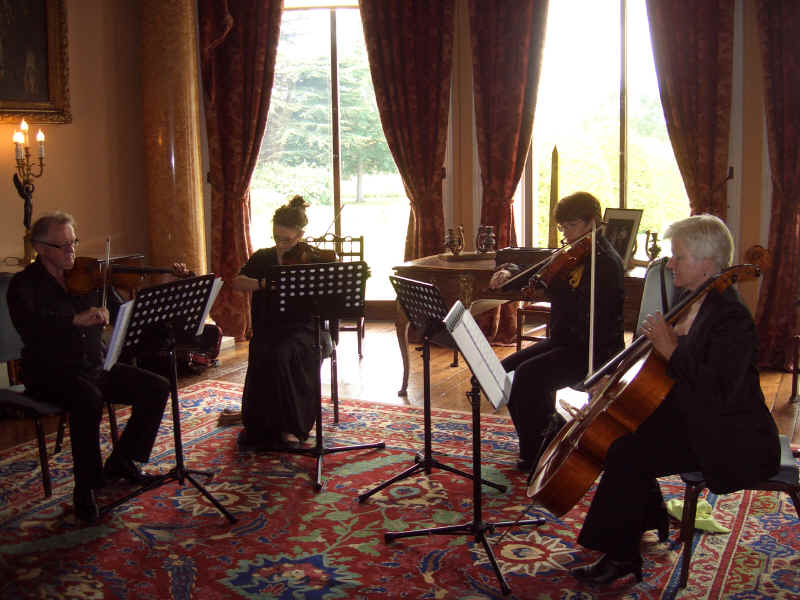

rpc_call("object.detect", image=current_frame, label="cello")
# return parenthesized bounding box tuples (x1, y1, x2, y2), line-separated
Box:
(525, 249, 768, 517)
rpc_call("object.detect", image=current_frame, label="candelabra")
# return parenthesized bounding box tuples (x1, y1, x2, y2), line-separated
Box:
(12, 118, 45, 263)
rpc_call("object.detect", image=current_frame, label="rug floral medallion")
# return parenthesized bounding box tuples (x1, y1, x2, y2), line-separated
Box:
(1, 380, 798, 599)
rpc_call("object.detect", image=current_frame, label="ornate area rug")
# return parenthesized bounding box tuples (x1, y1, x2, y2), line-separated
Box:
(1, 380, 798, 599)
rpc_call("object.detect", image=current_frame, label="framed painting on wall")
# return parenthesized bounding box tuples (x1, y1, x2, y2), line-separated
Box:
(0, 0, 70, 123)
(603, 208, 643, 270)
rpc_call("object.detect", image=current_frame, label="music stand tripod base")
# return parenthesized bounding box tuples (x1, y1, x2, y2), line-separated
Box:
(100, 275, 236, 523)
(384, 378, 543, 596)
(265, 261, 385, 490)
(358, 276, 504, 503)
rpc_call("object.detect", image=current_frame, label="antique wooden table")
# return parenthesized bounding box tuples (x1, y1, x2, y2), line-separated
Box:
(391, 251, 645, 396)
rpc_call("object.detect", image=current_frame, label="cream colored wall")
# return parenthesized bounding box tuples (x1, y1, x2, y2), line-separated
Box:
(735, 0, 768, 311)
(0, 0, 146, 266)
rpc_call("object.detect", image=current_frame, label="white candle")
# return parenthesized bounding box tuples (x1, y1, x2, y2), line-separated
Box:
(36, 130, 45, 159)
(20, 118, 29, 147)
(13, 131, 24, 160)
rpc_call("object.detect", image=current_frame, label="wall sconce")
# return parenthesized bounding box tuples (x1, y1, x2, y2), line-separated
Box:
(12, 118, 45, 263)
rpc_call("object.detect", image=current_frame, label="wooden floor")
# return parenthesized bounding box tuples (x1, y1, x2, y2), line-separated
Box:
(185, 320, 800, 447)
(2, 320, 798, 450)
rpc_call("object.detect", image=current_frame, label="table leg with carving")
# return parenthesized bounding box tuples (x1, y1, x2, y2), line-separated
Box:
(396, 300, 411, 396)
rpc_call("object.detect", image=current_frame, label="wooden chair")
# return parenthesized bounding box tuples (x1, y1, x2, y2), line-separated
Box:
(0, 272, 118, 497)
(792, 333, 799, 405)
(515, 301, 551, 351)
(791, 298, 799, 406)
(305, 233, 367, 359)
(676, 434, 800, 588)
(634, 256, 677, 335)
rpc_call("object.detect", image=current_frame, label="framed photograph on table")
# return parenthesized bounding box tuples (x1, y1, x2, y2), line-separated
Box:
(0, 0, 71, 123)
(603, 208, 643, 270)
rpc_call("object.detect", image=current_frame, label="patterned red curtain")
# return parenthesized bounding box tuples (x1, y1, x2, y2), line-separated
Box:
(198, 0, 282, 339)
(360, 1, 454, 260)
(469, 0, 548, 343)
(646, 0, 734, 217)
(754, 0, 800, 370)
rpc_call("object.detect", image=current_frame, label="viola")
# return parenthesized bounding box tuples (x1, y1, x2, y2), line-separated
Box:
(66, 256, 194, 297)
(526, 250, 768, 517)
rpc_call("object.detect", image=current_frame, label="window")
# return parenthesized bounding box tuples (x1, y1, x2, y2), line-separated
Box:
(517, 0, 688, 259)
(251, 5, 406, 300)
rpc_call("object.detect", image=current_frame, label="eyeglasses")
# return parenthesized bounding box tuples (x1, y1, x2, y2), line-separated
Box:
(36, 238, 79, 250)
(556, 220, 584, 232)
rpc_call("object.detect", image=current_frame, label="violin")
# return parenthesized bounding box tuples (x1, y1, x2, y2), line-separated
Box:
(527, 234, 593, 290)
(514, 230, 597, 298)
(281, 241, 337, 265)
(65, 255, 194, 296)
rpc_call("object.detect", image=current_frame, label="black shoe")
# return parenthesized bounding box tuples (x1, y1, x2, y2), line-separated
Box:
(572, 555, 643, 585)
(73, 488, 100, 524)
(643, 504, 670, 542)
(652, 510, 670, 542)
(103, 453, 158, 485)
(516, 458, 534, 472)
(236, 429, 256, 449)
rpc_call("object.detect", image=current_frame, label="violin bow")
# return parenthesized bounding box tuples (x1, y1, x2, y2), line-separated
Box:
(587, 221, 597, 378)
(101, 236, 111, 310)
(311, 202, 347, 245)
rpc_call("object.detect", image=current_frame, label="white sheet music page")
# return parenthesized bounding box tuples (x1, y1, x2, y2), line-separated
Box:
(196, 277, 223, 335)
(103, 299, 134, 371)
(443, 300, 514, 410)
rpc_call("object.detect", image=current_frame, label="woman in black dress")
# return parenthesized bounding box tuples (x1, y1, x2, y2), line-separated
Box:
(231, 195, 333, 449)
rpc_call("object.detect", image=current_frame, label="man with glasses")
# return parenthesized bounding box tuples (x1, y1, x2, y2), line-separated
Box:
(489, 192, 625, 473)
(7, 212, 169, 523)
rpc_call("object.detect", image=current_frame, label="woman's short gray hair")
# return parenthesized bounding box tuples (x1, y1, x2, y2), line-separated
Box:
(664, 214, 734, 270)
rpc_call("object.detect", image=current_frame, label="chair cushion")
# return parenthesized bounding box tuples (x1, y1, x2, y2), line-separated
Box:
(770, 435, 799, 486)
(320, 330, 334, 360)
(0, 387, 64, 417)
(680, 435, 798, 487)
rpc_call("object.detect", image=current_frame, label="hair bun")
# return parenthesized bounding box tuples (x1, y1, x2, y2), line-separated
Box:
(289, 195, 309, 210)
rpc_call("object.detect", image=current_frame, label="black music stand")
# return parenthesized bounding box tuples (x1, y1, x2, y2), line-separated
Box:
(384, 302, 543, 596)
(358, 276, 504, 503)
(263, 260, 385, 491)
(101, 275, 236, 523)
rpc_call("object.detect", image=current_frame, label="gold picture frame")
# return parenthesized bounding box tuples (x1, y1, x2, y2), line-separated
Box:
(0, 0, 71, 123)
(603, 208, 643, 270)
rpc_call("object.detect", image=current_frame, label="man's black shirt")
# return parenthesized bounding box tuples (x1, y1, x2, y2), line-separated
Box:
(7, 258, 104, 385)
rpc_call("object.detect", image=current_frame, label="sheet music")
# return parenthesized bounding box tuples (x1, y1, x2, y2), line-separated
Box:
(443, 300, 514, 410)
(468, 299, 508, 316)
(103, 299, 134, 371)
(196, 277, 223, 335)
